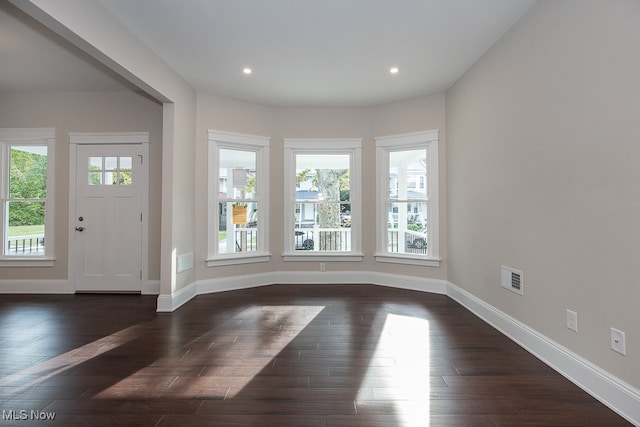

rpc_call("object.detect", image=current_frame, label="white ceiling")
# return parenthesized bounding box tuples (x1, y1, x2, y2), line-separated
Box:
(2, 0, 537, 107)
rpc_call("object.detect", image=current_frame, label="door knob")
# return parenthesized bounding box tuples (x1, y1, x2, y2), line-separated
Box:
(75, 226, 85, 232)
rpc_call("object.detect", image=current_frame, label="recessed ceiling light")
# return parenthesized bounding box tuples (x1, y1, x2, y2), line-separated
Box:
(390, 67, 399, 75)
(242, 67, 252, 75)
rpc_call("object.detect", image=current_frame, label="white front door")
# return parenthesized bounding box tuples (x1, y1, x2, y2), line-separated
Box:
(73, 144, 144, 292)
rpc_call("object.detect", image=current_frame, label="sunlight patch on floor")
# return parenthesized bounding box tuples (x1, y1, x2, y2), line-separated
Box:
(357, 313, 431, 426)
(0, 322, 151, 397)
(93, 305, 326, 399)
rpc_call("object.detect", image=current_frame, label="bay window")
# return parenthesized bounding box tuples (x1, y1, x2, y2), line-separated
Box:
(375, 130, 440, 266)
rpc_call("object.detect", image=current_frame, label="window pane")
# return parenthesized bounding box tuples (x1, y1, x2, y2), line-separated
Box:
(6, 201, 45, 255)
(9, 146, 47, 199)
(119, 156, 132, 169)
(293, 201, 352, 252)
(386, 202, 428, 255)
(219, 149, 257, 200)
(389, 149, 427, 201)
(118, 170, 133, 185)
(89, 171, 102, 185)
(89, 157, 102, 185)
(294, 154, 350, 251)
(218, 201, 258, 254)
(89, 157, 102, 169)
(97, 156, 116, 186)
(104, 171, 115, 186)
(104, 157, 118, 171)
(88, 156, 133, 186)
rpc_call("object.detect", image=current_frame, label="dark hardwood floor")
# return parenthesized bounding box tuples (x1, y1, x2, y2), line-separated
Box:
(0, 284, 631, 426)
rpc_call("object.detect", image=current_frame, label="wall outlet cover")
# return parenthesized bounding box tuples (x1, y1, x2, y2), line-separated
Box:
(566, 309, 578, 332)
(611, 328, 626, 355)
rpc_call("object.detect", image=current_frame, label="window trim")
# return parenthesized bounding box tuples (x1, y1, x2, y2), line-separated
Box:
(0, 128, 56, 267)
(283, 138, 363, 261)
(375, 130, 440, 267)
(207, 130, 270, 267)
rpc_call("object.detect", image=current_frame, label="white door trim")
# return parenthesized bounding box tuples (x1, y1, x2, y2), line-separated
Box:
(68, 132, 150, 292)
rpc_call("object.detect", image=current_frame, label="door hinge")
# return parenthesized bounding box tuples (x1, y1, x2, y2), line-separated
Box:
(140, 213, 143, 222)
(140, 270, 143, 280)
(138, 154, 144, 164)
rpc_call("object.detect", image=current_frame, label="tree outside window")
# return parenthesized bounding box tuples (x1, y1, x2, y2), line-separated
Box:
(6, 145, 47, 255)
(295, 154, 350, 251)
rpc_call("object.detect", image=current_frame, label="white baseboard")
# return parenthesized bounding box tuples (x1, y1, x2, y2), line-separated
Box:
(158, 270, 447, 314)
(0, 279, 161, 296)
(156, 281, 198, 312)
(196, 271, 278, 295)
(0, 279, 72, 294)
(446, 281, 640, 426)
(195, 270, 447, 297)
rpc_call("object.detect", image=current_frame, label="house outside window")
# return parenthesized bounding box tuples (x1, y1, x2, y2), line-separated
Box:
(0, 128, 55, 266)
(283, 138, 362, 261)
(375, 130, 440, 266)
(207, 130, 270, 266)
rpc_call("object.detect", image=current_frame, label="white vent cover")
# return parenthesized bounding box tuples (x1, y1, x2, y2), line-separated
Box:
(501, 265, 524, 295)
(177, 252, 194, 274)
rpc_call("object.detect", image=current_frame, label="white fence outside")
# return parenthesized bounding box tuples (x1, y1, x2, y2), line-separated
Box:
(6, 234, 45, 255)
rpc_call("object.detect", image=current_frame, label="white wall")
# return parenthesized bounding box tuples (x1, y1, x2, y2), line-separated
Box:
(0, 91, 163, 281)
(447, 0, 640, 389)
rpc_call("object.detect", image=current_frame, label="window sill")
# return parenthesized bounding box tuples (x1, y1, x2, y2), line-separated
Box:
(206, 253, 271, 267)
(375, 253, 441, 267)
(0, 257, 56, 267)
(283, 252, 364, 262)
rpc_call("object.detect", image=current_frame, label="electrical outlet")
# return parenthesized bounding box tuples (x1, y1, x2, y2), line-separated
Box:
(566, 310, 578, 332)
(320, 263, 326, 272)
(611, 328, 626, 355)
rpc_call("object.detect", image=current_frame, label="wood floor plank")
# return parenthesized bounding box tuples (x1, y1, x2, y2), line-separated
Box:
(197, 399, 357, 415)
(158, 414, 327, 427)
(327, 414, 498, 427)
(0, 285, 632, 426)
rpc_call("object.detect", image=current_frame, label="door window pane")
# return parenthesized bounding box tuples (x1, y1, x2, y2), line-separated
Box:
(88, 156, 133, 186)
(89, 157, 103, 185)
(104, 156, 118, 171)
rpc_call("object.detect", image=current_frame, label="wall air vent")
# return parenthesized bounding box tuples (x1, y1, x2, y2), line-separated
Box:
(501, 265, 524, 295)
